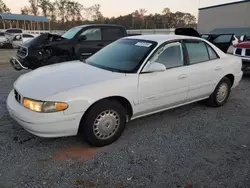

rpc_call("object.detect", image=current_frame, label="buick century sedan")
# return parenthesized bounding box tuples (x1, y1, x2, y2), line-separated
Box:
(7, 35, 243, 147)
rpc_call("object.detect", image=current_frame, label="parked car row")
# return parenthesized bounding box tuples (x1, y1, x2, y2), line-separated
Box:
(6, 25, 243, 147)
(9, 25, 250, 73)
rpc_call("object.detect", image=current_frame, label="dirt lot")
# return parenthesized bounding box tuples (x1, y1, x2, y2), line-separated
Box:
(0, 54, 250, 188)
(0, 49, 16, 70)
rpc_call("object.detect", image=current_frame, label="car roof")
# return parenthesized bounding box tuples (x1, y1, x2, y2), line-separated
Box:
(124, 34, 203, 44)
(74, 24, 125, 29)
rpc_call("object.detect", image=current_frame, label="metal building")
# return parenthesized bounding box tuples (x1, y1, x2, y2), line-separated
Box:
(197, 0, 250, 34)
(0, 13, 49, 31)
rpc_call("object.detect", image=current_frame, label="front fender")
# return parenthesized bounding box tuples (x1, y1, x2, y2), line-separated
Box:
(43, 75, 138, 116)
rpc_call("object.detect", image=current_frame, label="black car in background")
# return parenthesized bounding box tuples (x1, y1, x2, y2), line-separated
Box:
(9, 24, 138, 71)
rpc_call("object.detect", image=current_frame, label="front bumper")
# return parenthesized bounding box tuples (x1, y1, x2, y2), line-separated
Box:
(7, 89, 83, 138)
(9, 56, 28, 71)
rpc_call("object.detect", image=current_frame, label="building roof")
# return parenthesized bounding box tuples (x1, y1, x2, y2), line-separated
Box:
(199, 0, 250, 10)
(0, 13, 49, 22)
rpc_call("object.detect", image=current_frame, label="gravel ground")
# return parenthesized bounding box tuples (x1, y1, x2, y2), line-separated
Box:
(0, 67, 250, 188)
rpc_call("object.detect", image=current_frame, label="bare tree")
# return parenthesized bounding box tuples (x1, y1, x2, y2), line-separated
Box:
(48, 2, 57, 21)
(20, 6, 30, 15)
(90, 4, 104, 21)
(55, 0, 68, 23)
(162, 7, 171, 15)
(0, 0, 11, 13)
(38, 0, 53, 17)
(162, 7, 171, 28)
(29, 0, 39, 16)
(66, 1, 83, 21)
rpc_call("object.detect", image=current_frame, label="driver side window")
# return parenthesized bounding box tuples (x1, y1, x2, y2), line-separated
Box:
(150, 42, 184, 69)
(80, 28, 102, 41)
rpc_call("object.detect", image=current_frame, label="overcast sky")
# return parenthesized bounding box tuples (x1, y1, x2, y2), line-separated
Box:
(5, 0, 243, 17)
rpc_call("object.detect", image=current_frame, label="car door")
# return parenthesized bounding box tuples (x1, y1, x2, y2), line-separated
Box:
(208, 34, 234, 53)
(137, 41, 190, 116)
(74, 27, 103, 59)
(102, 27, 125, 47)
(183, 39, 222, 101)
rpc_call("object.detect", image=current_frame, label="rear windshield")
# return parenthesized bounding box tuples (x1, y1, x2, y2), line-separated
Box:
(86, 38, 157, 73)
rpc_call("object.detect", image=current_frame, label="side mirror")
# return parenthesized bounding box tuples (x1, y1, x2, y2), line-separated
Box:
(78, 35, 87, 41)
(142, 62, 166, 73)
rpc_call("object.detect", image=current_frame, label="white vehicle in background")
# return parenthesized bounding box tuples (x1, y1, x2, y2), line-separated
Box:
(2, 28, 38, 48)
(7, 34, 243, 147)
(11, 33, 38, 48)
(0, 32, 7, 47)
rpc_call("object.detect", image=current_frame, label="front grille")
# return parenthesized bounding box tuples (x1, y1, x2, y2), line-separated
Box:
(14, 89, 22, 103)
(17, 46, 28, 58)
(245, 49, 250, 56)
(235, 48, 242, 55)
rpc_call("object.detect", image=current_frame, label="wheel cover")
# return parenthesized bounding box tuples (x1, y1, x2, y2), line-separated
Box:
(93, 110, 120, 140)
(216, 83, 229, 103)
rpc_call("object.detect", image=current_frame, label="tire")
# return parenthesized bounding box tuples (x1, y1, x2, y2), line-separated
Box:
(206, 77, 232, 107)
(79, 99, 126, 147)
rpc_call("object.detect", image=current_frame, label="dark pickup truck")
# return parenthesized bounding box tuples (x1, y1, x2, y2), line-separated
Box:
(10, 24, 139, 70)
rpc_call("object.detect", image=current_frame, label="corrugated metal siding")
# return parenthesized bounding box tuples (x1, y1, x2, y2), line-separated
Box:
(197, 2, 250, 33)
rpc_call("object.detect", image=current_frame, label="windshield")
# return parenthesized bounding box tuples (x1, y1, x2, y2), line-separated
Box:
(86, 39, 157, 73)
(61, 27, 82, 39)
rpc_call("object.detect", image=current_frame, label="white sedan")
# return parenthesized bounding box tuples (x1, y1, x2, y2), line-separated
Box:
(7, 34, 243, 147)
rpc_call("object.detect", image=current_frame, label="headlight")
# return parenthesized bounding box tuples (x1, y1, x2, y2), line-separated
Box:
(23, 98, 68, 113)
(227, 45, 236, 54)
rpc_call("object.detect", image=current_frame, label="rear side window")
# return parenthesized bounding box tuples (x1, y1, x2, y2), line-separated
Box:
(0, 33, 4, 36)
(23, 34, 34, 38)
(185, 41, 209, 64)
(206, 44, 218, 60)
(102, 28, 124, 40)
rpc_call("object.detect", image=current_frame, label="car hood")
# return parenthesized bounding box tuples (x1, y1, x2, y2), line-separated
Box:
(14, 61, 126, 99)
(234, 41, 250, 48)
(22, 33, 68, 48)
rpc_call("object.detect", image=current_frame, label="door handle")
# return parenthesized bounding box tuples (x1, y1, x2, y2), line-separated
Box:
(215, 66, 222, 71)
(178, 74, 188, 79)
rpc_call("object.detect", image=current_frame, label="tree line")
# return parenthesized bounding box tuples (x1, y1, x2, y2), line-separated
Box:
(0, 0, 197, 30)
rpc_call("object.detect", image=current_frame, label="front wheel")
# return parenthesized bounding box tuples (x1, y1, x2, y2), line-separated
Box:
(206, 77, 232, 107)
(79, 99, 126, 147)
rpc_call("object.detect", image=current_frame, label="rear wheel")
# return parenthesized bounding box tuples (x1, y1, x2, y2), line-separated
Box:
(79, 99, 126, 147)
(206, 77, 232, 107)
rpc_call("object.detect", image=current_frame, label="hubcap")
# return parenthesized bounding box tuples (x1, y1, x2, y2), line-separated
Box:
(216, 83, 229, 103)
(93, 110, 120, 140)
